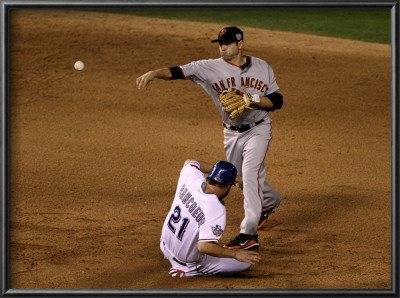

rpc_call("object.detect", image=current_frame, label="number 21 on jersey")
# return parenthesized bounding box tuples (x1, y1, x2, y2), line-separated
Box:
(168, 205, 190, 241)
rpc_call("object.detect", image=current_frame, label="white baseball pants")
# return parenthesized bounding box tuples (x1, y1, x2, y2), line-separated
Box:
(160, 240, 250, 276)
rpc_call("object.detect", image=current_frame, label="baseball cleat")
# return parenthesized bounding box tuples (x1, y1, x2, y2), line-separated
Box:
(169, 268, 186, 277)
(223, 233, 259, 250)
(257, 208, 275, 230)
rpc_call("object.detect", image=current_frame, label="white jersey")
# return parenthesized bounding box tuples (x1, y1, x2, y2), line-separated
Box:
(161, 161, 226, 264)
(180, 56, 280, 126)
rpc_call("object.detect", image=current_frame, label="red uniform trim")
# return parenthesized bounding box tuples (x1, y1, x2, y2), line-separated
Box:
(179, 66, 193, 80)
(225, 60, 242, 70)
(225, 56, 252, 71)
(256, 121, 273, 209)
(184, 160, 200, 170)
(179, 66, 186, 78)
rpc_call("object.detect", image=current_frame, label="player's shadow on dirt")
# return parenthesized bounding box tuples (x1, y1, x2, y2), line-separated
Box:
(279, 190, 375, 227)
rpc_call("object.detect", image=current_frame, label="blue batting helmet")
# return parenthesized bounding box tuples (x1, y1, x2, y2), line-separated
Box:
(207, 161, 237, 186)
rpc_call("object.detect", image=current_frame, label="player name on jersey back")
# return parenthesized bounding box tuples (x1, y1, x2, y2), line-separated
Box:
(178, 184, 206, 226)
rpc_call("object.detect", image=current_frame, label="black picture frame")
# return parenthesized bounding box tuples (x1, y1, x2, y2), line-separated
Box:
(1, 0, 398, 297)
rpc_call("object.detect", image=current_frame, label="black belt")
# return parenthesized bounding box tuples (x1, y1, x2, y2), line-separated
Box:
(173, 257, 187, 267)
(223, 118, 265, 133)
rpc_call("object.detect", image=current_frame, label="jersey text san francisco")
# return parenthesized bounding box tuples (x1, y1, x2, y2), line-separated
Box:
(211, 77, 269, 93)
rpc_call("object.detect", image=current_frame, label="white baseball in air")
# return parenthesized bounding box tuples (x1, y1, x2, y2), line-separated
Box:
(74, 60, 85, 71)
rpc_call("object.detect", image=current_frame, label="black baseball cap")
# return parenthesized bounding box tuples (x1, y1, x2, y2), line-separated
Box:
(211, 26, 244, 43)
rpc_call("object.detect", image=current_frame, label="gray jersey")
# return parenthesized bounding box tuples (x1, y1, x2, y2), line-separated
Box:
(180, 56, 280, 126)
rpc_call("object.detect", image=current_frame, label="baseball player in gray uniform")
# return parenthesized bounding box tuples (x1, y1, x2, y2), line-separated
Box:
(161, 160, 261, 277)
(137, 26, 283, 250)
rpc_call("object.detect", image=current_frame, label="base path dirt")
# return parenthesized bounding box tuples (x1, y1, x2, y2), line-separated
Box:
(9, 10, 391, 289)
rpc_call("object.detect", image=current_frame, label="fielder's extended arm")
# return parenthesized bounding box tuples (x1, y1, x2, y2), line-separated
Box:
(136, 67, 283, 111)
(136, 68, 172, 90)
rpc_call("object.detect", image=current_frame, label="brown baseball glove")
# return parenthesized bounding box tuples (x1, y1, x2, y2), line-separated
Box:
(218, 88, 254, 119)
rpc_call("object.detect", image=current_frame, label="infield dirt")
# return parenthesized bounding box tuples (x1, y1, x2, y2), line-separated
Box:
(9, 10, 391, 289)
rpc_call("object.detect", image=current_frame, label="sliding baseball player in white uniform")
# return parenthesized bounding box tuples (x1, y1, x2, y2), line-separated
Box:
(160, 160, 260, 277)
(138, 26, 283, 250)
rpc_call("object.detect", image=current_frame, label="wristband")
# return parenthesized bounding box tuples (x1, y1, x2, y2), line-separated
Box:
(251, 94, 261, 104)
